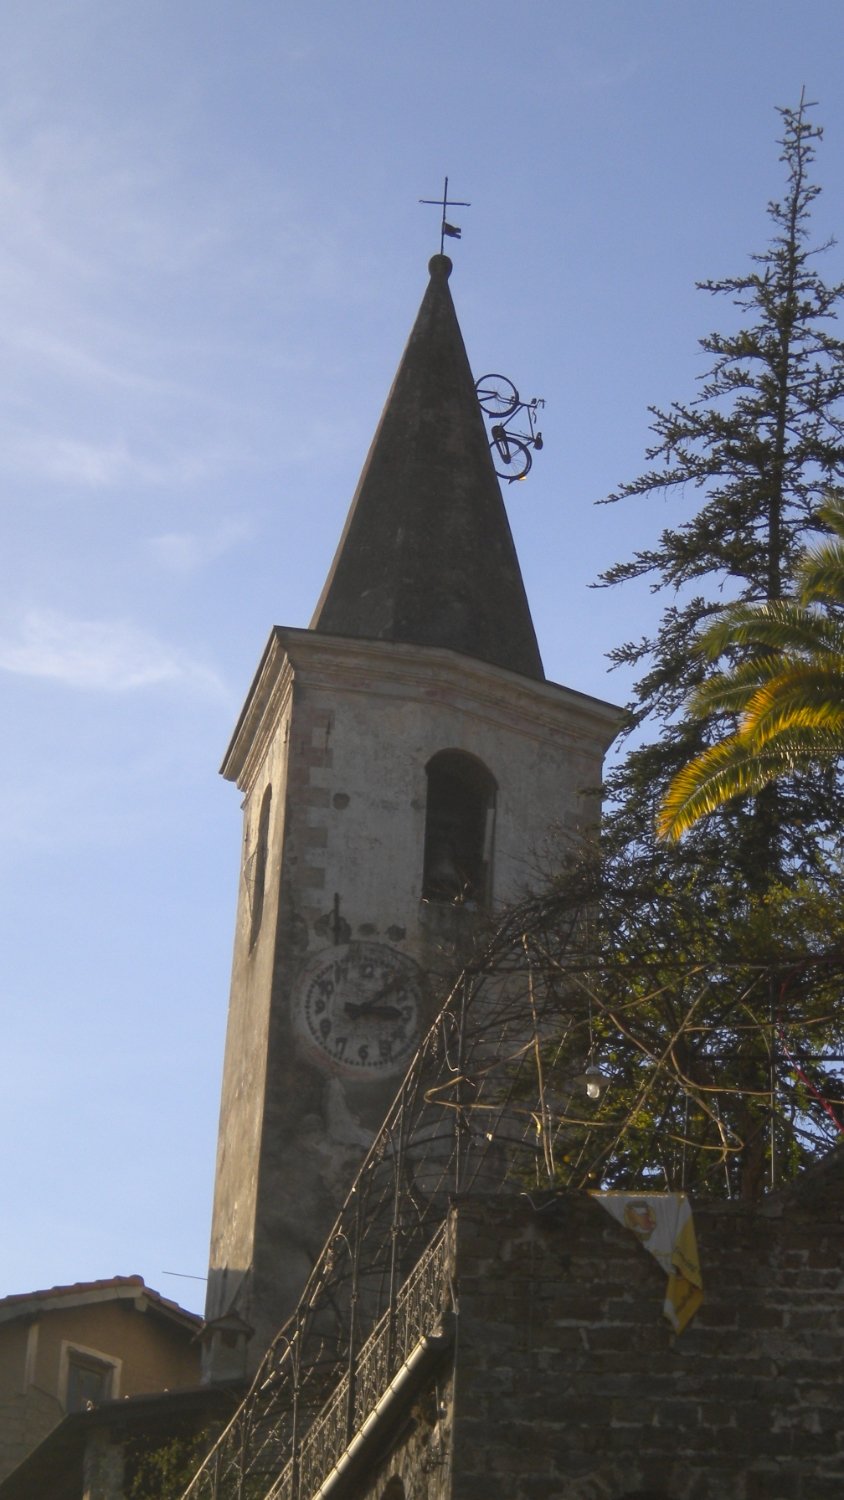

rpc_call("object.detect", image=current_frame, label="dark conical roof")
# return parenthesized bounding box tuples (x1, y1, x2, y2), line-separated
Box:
(310, 255, 544, 681)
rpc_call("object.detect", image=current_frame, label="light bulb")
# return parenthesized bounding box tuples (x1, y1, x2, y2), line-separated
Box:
(583, 1064, 607, 1100)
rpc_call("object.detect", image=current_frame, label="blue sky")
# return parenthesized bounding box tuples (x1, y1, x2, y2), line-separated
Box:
(3, 1, 844, 1312)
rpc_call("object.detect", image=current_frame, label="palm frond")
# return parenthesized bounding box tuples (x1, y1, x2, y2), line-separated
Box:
(701, 601, 844, 660)
(657, 736, 790, 841)
(741, 667, 844, 739)
(690, 656, 801, 717)
(796, 494, 844, 605)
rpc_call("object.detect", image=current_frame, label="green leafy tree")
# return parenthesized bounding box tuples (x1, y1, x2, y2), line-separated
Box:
(126, 1432, 211, 1500)
(478, 844, 844, 1201)
(658, 493, 844, 838)
(599, 92, 844, 884)
(580, 848, 844, 1199)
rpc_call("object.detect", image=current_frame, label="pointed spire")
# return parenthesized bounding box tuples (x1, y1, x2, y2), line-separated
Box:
(310, 255, 544, 681)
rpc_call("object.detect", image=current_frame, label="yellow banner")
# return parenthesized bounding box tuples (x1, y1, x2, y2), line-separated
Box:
(589, 1191, 703, 1333)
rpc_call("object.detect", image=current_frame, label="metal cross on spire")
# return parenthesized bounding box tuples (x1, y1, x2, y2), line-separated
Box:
(419, 176, 471, 254)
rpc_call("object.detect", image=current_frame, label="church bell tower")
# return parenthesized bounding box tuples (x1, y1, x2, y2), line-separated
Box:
(203, 255, 619, 1379)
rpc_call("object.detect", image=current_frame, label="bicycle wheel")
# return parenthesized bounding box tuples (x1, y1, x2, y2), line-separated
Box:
(491, 435, 532, 483)
(475, 374, 519, 418)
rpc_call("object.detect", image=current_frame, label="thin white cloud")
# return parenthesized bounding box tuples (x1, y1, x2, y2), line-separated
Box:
(17, 435, 136, 488)
(0, 108, 272, 495)
(8, 327, 198, 401)
(1, 428, 228, 489)
(148, 518, 254, 575)
(0, 608, 226, 697)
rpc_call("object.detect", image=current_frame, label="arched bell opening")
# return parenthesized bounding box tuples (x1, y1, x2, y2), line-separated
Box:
(422, 750, 497, 906)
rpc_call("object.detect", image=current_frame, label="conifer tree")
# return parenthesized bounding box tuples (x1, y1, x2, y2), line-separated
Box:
(585, 96, 844, 1196)
(599, 93, 844, 885)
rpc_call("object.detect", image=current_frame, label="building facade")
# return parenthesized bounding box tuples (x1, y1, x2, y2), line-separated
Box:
(0, 1277, 202, 1485)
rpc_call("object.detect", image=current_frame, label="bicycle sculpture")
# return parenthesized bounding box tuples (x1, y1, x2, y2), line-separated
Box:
(475, 374, 544, 482)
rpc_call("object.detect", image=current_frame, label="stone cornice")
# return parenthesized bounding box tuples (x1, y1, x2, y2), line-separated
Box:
(220, 631, 295, 792)
(221, 627, 621, 793)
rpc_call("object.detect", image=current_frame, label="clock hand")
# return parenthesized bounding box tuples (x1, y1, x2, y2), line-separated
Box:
(370, 974, 406, 1003)
(344, 973, 406, 1019)
(344, 1001, 402, 1021)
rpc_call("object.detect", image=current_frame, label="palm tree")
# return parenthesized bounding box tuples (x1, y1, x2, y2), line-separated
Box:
(658, 495, 844, 841)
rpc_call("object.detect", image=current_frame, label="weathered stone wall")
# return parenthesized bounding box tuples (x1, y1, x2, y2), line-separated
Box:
(206, 627, 618, 1374)
(444, 1163, 844, 1500)
(349, 1370, 456, 1500)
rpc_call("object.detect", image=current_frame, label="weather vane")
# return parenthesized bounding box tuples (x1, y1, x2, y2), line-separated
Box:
(419, 176, 471, 254)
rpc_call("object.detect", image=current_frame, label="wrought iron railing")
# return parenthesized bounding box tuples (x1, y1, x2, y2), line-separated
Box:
(181, 941, 557, 1500)
(182, 868, 844, 1500)
(294, 1224, 451, 1500)
(183, 1220, 453, 1500)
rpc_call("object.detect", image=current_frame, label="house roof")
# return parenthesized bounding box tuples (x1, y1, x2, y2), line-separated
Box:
(0, 1276, 202, 1333)
(0, 1383, 243, 1500)
(310, 253, 545, 681)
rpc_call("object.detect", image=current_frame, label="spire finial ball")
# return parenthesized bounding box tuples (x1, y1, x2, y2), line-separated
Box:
(428, 254, 453, 279)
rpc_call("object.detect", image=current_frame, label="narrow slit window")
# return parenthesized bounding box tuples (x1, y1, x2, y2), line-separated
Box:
(422, 751, 496, 905)
(249, 784, 272, 950)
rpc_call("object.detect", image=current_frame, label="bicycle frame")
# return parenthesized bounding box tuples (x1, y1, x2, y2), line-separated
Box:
(475, 374, 544, 484)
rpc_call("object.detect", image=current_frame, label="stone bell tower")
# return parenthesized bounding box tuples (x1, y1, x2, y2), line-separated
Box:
(202, 255, 619, 1380)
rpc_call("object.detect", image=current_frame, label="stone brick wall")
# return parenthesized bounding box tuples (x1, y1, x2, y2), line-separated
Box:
(351, 1378, 455, 1500)
(445, 1159, 844, 1500)
(353, 1159, 843, 1500)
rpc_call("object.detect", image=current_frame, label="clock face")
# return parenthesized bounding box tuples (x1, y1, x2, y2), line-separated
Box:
(296, 941, 424, 1077)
